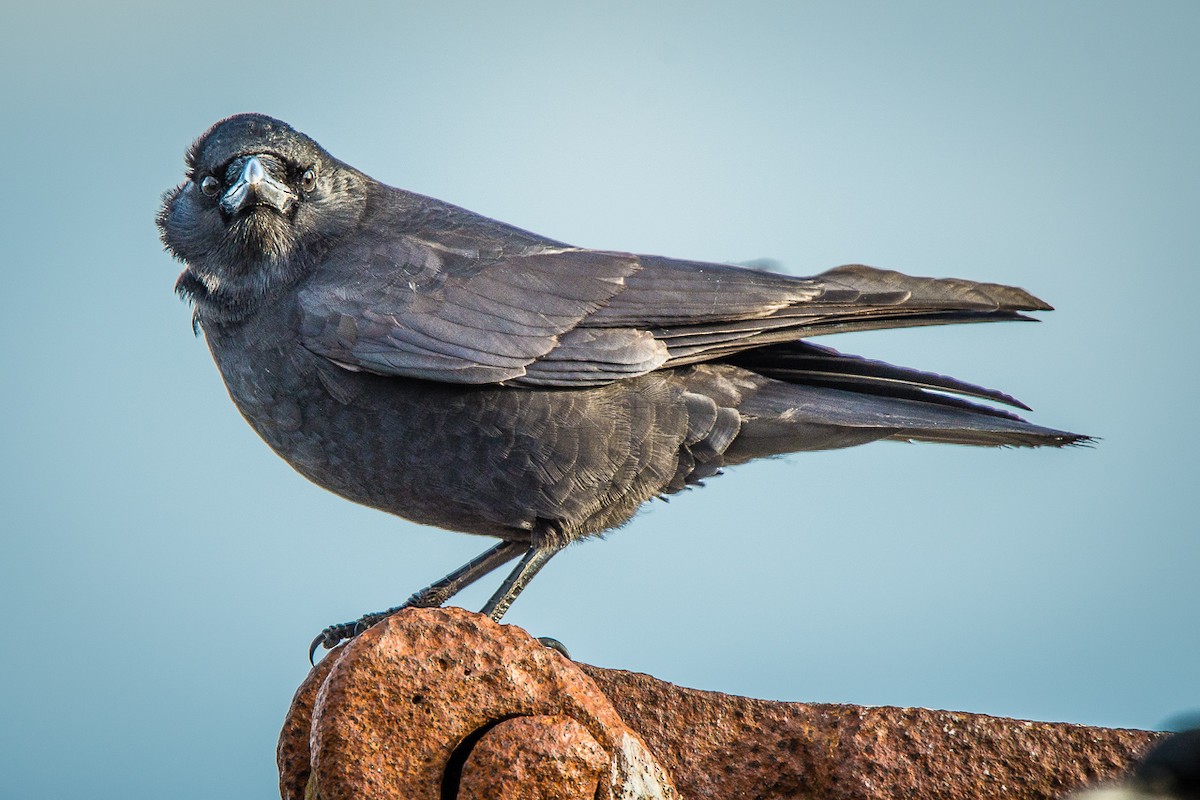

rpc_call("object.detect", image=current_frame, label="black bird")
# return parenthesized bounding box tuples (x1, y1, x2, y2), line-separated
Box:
(157, 113, 1087, 659)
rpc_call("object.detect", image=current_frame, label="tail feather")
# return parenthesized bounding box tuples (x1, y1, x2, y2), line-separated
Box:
(728, 340, 1031, 414)
(726, 379, 1089, 464)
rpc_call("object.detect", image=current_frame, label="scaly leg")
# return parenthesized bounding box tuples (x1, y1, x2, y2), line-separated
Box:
(308, 539, 526, 662)
(480, 541, 565, 622)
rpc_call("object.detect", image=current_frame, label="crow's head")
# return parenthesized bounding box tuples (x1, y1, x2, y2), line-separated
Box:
(158, 113, 366, 322)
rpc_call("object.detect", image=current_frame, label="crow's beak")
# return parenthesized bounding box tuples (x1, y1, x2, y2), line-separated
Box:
(220, 155, 295, 216)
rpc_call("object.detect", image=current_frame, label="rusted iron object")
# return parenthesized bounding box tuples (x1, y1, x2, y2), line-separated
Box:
(280, 607, 676, 800)
(278, 608, 1163, 799)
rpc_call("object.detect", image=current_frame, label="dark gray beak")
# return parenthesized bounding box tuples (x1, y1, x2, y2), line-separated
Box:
(219, 156, 295, 216)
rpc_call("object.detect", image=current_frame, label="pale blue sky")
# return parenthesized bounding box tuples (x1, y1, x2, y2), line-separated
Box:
(2, 3, 1197, 798)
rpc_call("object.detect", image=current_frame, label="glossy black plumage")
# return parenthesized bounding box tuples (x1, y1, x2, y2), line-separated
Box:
(157, 113, 1087, 653)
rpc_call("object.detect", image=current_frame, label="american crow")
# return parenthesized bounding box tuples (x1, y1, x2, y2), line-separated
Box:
(157, 113, 1087, 659)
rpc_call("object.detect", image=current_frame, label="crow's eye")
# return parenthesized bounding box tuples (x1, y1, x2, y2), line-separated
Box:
(301, 166, 318, 193)
(200, 176, 220, 197)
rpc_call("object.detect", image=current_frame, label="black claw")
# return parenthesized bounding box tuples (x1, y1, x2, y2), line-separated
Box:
(308, 631, 332, 666)
(308, 612, 395, 664)
(537, 636, 571, 659)
(308, 623, 353, 665)
(308, 636, 324, 666)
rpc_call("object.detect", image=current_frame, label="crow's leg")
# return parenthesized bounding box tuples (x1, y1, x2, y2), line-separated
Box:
(308, 539, 526, 662)
(480, 541, 565, 622)
(401, 540, 530, 609)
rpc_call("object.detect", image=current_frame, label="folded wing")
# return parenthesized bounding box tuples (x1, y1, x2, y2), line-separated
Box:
(300, 236, 1051, 392)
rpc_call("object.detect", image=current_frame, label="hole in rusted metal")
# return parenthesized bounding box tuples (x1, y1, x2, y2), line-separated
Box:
(440, 714, 527, 800)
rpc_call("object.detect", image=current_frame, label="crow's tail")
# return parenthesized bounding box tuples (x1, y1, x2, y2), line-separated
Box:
(707, 342, 1089, 463)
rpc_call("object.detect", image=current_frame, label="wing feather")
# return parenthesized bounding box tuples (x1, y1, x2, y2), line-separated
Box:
(299, 215, 1053, 390)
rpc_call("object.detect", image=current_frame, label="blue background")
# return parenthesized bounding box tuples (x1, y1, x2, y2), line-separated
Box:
(2, 2, 1196, 798)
